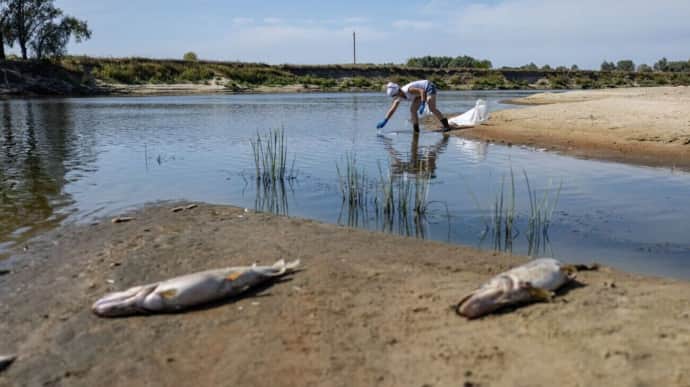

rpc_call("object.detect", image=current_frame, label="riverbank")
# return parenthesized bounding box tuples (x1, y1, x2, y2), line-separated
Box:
(443, 86, 690, 169)
(3, 57, 690, 97)
(1, 203, 688, 386)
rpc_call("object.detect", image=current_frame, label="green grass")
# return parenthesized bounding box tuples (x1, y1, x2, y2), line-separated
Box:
(523, 171, 562, 256)
(250, 128, 295, 183)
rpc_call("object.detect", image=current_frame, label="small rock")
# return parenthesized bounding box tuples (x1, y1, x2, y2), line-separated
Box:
(111, 217, 135, 224)
(0, 354, 17, 372)
(185, 204, 198, 210)
(106, 279, 115, 284)
(412, 307, 429, 313)
(251, 302, 260, 306)
(171, 207, 184, 213)
(0, 269, 10, 276)
(244, 208, 249, 213)
(110, 262, 121, 268)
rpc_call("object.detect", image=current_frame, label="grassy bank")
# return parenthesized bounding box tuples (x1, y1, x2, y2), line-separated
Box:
(2, 56, 690, 96)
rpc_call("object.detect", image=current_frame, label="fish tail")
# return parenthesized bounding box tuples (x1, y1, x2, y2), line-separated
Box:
(267, 259, 300, 276)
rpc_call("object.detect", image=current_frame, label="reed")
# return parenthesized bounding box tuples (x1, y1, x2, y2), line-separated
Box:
(336, 153, 369, 206)
(250, 128, 294, 183)
(523, 171, 562, 256)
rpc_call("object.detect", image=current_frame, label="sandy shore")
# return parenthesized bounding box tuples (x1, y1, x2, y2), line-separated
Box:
(1, 203, 688, 386)
(441, 86, 690, 169)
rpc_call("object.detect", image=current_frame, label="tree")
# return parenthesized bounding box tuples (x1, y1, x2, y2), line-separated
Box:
(637, 64, 652, 72)
(616, 59, 635, 72)
(183, 51, 198, 61)
(653, 57, 668, 72)
(31, 16, 89, 59)
(541, 64, 552, 71)
(571, 64, 579, 71)
(5, 0, 89, 60)
(600, 61, 616, 71)
(0, 0, 13, 60)
(520, 62, 539, 70)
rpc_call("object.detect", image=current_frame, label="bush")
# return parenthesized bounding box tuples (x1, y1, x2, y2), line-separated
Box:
(183, 52, 198, 62)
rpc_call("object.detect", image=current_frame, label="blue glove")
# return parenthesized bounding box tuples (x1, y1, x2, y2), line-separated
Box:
(376, 118, 389, 129)
(418, 102, 426, 115)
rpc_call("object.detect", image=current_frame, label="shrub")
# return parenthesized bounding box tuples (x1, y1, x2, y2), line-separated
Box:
(183, 52, 198, 61)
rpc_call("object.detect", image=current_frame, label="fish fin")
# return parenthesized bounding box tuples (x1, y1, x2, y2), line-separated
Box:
(560, 265, 578, 280)
(226, 271, 243, 281)
(524, 285, 554, 302)
(157, 289, 178, 299)
(284, 259, 300, 271)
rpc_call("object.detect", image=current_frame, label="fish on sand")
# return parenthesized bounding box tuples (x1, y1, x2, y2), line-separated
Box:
(92, 259, 299, 317)
(456, 258, 579, 319)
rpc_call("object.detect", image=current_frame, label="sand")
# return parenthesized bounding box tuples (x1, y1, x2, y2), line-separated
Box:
(1, 203, 688, 387)
(440, 86, 690, 169)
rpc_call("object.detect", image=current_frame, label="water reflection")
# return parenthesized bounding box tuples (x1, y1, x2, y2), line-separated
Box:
(380, 131, 449, 178)
(336, 132, 450, 239)
(0, 100, 86, 258)
(254, 179, 291, 216)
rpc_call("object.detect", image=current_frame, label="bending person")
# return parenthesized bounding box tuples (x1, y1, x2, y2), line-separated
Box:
(376, 80, 451, 132)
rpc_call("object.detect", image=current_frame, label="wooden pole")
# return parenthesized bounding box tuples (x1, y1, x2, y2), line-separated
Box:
(353, 31, 356, 65)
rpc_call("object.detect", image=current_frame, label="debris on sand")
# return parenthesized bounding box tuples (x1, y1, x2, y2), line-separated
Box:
(111, 217, 135, 224)
(0, 354, 16, 372)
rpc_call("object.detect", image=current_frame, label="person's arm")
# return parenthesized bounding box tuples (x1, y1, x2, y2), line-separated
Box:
(385, 98, 401, 119)
(377, 98, 401, 128)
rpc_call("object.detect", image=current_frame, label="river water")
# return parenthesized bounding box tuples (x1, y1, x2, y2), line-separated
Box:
(1, 91, 689, 279)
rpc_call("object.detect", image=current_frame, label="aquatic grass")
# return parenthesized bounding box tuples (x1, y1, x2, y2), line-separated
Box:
(254, 178, 291, 216)
(470, 169, 518, 253)
(250, 128, 295, 183)
(336, 153, 370, 207)
(523, 170, 562, 256)
(336, 155, 437, 239)
(413, 159, 432, 216)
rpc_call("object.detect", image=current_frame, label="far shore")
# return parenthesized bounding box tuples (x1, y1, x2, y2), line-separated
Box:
(436, 86, 690, 170)
(1, 203, 688, 386)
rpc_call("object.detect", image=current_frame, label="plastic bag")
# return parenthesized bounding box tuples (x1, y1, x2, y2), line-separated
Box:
(448, 99, 489, 128)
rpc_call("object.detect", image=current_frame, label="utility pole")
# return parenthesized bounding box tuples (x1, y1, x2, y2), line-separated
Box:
(353, 31, 356, 65)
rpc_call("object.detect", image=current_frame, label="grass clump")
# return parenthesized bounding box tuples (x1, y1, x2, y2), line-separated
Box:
(250, 128, 295, 183)
(523, 171, 562, 256)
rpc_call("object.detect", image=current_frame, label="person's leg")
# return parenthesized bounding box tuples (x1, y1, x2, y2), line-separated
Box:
(428, 94, 450, 131)
(410, 98, 421, 132)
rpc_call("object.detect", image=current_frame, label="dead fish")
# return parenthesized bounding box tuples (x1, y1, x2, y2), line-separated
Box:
(92, 259, 299, 317)
(0, 354, 16, 372)
(456, 258, 577, 319)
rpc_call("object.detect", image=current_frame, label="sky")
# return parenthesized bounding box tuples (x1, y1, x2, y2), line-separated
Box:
(29, 0, 690, 69)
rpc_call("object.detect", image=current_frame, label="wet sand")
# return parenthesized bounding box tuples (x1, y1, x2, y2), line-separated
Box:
(1, 203, 688, 386)
(440, 86, 690, 169)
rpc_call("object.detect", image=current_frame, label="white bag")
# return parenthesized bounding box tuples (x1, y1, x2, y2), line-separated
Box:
(448, 99, 489, 128)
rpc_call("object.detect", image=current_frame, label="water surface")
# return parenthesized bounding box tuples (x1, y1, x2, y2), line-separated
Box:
(1, 91, 689, 279)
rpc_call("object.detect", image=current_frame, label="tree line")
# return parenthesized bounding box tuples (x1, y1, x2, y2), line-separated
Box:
(406, 55, 493, 69)
(599, 58, 690, 72)
(0, 0, 90, 61)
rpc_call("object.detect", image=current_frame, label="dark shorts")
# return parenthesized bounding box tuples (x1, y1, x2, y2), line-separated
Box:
(426, 83, 437, 95)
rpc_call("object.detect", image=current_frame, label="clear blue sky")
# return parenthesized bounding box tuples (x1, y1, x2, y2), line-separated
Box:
(46, 0, 690, 69)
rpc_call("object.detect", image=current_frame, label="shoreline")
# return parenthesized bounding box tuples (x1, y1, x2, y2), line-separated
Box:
(1, 203, 688, 386)
(437, 86, 690, 170)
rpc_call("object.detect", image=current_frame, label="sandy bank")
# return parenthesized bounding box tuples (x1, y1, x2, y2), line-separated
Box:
(441, 86, 690, 169)
(1, 203, 688, 386)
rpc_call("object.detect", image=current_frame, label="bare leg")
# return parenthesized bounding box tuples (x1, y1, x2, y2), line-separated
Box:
(410, 98, 421, 132)
(428, 94, 450, 131)
(427, 95, 444, 121)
